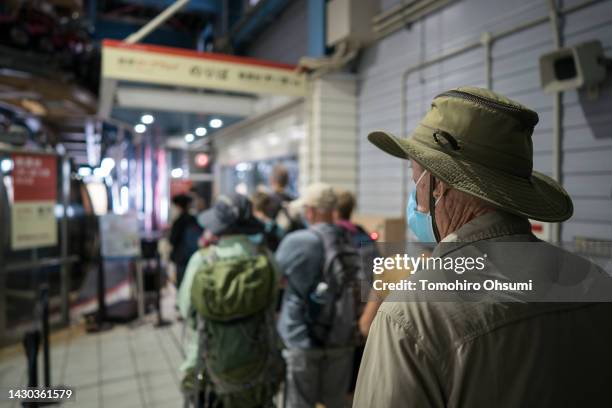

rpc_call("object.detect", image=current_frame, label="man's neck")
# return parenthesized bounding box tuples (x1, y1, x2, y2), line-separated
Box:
(439, 206, 495, 241)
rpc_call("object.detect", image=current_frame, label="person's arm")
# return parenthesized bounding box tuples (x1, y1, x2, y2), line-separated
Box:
(353, 306, 445, 408)
(169, 215, 184, 247)
(275, 232, 319, 297)
(177, 249, 206, 319)
(358, 298, 383, 338)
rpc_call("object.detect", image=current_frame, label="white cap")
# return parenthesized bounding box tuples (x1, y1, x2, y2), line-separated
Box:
(298, 182, 337, 211)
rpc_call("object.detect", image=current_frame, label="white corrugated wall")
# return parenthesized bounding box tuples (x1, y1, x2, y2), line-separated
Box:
(357, 0, 612, 241)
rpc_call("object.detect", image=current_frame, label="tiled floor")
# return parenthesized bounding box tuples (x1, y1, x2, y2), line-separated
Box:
(0, 287, 187, 408)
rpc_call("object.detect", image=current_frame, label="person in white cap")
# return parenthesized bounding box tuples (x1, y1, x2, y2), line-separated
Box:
(276, 182, 359, 408)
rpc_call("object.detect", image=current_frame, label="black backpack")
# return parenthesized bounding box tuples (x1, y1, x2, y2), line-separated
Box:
(305, 224, 362, 347)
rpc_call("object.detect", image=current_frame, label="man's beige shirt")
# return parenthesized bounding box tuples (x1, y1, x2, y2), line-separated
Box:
(353, 211, 612, 407)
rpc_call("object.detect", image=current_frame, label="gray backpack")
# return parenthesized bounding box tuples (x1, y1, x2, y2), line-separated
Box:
(306, 224, 361, 347)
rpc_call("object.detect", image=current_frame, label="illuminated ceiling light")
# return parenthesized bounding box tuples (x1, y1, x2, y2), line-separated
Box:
(93, 167, 105, 178)
(171, 168, 184, 178)
(209, 118, 223, 128)
(195, 127, 207, 137)
(77, 167, 92, 177)
(101, 157, 115, 171)
(134, 123, 147, 133)
(184, 133, 195, 143)
(141, 114, 154, 124)
(1, 158, 14, 173)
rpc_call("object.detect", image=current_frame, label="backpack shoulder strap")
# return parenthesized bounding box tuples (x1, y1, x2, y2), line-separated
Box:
(206, 245, 218, 263)
(309, 223, 336, 248)
(309, 224, 344, 282)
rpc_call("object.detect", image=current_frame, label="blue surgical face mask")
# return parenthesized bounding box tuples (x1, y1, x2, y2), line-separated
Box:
(406, 170, 440, 243)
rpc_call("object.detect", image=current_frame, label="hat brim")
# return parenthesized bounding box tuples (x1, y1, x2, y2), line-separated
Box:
(368, 130, 573, 222)
(197, 208, 227, 235)
(198, 208, 264, 236)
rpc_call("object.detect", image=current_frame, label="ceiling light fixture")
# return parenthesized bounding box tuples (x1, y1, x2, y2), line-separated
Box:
(171, 168, 184, 178)
(209, 118, 223, 128)
(141, 114, 154, 124)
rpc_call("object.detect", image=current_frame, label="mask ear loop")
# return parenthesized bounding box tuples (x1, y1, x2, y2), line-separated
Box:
(415, 169, 428, 186)
(412, 169, 428, 208)
(429, 173, 441, 243)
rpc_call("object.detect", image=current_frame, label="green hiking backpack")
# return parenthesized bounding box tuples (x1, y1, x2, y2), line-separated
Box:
(190, 244, 283, 407)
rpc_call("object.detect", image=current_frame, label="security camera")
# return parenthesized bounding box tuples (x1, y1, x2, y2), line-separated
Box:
(539, 40, 608, 94)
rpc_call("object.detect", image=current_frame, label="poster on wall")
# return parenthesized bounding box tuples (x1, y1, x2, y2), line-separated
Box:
(10, 153, 58, 250)
(99, 213, 141, 258)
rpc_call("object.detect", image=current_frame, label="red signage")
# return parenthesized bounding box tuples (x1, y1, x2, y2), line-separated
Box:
(194, 153, 210, 168)
(12, 153, 57, 202)
(170, 179, 193, 198)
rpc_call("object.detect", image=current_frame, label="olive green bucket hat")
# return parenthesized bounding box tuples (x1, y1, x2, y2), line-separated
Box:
(368, 86, 573, 222)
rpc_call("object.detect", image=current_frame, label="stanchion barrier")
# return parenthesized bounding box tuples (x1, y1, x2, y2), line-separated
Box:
(40, 285, 50, 388)
(23, 330, 40, 389)
(141, 238, 171, 327)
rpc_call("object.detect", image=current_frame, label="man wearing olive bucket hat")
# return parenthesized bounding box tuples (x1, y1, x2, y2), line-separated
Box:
(353, 87, 612, 407)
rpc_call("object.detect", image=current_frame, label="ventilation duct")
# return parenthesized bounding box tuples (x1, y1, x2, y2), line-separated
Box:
(372, 0, 455, 40)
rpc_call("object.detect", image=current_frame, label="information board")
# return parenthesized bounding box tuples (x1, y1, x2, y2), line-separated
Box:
(99, 213, 141, 258)
(11, 153, 58, 249)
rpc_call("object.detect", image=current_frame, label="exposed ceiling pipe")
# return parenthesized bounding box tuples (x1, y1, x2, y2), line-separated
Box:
(373, 0, 418, 26)
(98, 0, 191, 117)
(373, 0, 455, 40)
(124, 0, 191, 44)
(297, 39, 360, 78)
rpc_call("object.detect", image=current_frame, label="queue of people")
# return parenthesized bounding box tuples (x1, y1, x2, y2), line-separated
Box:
(168, 87, 612, 408)
(168, 163, 379, 407)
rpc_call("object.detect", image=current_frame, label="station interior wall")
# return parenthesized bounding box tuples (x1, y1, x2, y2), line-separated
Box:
(236, 0, 612, 242)
(246, 0, 309, 65)
(356, 0, 612, 241)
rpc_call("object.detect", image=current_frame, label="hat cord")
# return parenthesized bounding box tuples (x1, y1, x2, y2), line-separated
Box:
(429, 172, 442, 243)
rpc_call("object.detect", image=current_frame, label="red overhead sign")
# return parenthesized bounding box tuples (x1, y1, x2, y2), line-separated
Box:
(10, 153, 58, 249)
(170, 179, 193, 198)
(12, 153, 57, 202)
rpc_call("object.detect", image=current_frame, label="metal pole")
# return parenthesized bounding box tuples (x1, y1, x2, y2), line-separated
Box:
(124, 0, 191, 44)
(40, 284, 51, 387)
(60, 156, 70, 325)
(0, 161, 6, 343)
(547, 0, 563, 245)
(481, 32, 493, 90)
(97, 258, 107, 324)
(23, 330, 40, 388)
(136, 259, 145, 320)
(154, 250, 171, 327)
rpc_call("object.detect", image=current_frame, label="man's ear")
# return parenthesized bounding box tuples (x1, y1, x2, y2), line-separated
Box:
(432, 179, 448, 200)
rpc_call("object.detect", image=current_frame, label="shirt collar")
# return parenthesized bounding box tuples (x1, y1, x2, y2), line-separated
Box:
(440, 211, 532, 244)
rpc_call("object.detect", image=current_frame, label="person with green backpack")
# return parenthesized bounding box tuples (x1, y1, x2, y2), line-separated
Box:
(177, 193, 284, 408)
